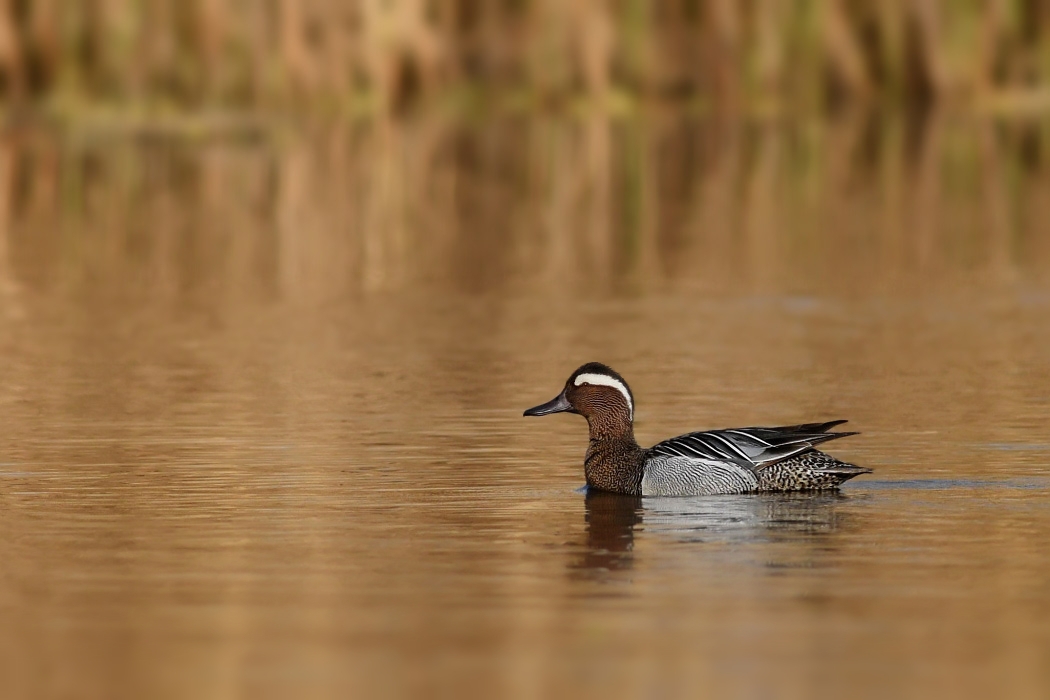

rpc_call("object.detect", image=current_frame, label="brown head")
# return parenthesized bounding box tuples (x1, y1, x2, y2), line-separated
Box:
(523, 362, 635, 440)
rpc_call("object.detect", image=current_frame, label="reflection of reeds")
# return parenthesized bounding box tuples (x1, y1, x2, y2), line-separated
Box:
(0, 112, 1047, 303)
(0, 2, 1048, 112)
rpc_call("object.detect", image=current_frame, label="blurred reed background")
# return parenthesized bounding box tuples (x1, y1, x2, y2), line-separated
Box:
(0, 2, 1045, 309)
(0, 1, 1048, 115)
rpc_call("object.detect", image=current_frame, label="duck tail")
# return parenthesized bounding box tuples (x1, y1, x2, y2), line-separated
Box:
(757, 451, 871, 491)
(820, 461, 873, 482)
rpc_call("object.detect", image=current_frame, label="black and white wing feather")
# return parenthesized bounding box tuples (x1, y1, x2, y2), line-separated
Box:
(649, 420, 857, 473)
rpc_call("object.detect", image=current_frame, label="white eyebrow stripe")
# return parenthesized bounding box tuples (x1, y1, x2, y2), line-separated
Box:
(574, 373, 633, 419)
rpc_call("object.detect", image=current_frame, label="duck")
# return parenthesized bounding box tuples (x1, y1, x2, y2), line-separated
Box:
(523, 362, 871, 496)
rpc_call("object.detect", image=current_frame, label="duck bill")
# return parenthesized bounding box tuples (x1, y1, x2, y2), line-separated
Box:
(523, 392, 572, 417)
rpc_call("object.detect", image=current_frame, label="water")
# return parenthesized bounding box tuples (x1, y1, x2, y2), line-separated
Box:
(0, 114, 1049, 699)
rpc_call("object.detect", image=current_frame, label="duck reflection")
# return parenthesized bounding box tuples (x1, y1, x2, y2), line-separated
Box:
(572, 489, 853, 578)
(572, 489, 643, 575)
(642, 491, 849, 542)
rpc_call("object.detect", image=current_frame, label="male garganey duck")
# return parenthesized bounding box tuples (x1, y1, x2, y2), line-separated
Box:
(524, 362, 870, 496)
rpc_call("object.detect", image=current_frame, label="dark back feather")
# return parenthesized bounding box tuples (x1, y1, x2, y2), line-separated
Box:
(649, 420, 858, 472)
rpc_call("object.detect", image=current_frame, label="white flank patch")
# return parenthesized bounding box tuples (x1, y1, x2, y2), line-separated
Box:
(574, 373, 633, 419)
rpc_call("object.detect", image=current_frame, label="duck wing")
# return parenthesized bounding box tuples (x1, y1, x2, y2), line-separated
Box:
(649, 420, 857, 473)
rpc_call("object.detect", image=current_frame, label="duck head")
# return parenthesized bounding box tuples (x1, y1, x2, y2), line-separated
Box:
(524, 362, 635, 436)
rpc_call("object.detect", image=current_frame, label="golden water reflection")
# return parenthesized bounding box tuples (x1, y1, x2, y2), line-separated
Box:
(0, 113, 1047, 307)
(0, 113, 1048, 698)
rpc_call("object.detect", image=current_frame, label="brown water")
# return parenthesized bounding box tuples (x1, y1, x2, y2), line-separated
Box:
(1, 114, 1049, 699)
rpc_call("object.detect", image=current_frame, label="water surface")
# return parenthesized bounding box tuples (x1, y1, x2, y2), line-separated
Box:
(0, 114, 1049, 699)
